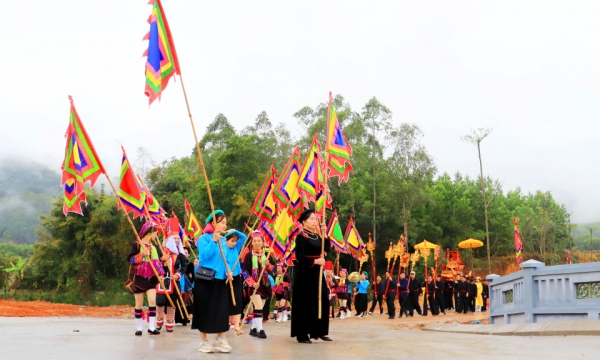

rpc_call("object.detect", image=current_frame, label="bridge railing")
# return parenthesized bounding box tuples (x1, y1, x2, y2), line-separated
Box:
(487, 260, 600, 324)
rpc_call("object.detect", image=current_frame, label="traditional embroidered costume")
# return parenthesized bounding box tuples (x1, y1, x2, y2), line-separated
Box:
(242, 238, 273, 339)
(127, 221, 164, 336)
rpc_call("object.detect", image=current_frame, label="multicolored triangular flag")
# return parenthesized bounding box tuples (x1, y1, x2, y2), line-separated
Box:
(273, 147, 302, 217)
(325, 92, 353, 184)
(251, 164, 278, 223)
(327, 210, 346, 253)
(143, 0, 181, 105)
(184, 198, 203, 244)
(61, 96, 105, 216)
(271, 209, 295, 259)
(514, 216, 523, 263)
(298, 134, 325, 204)
(344, 215, 365, 258)
(118, 147, 146, 219)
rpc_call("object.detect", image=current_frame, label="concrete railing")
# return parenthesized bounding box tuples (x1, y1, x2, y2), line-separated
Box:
(487, 260, 600, 324)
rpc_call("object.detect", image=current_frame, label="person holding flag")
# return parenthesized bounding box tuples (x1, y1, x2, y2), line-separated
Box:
(242, 231, 273, 339)
(127, 221, 165, 336)
(192, 210, 233, 354)
(291, 209, 332, 344)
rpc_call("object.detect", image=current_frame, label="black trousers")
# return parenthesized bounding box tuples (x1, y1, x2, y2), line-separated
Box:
(428, 295, 439, 315)
(436, 294, 446, 314)
(445, 291, 453, 309)
(469, 295, 476, 312)
(408, 293, 422, 315)
(386, 294, 396, 318)
(399, 296, 409, 317)
(369, 294, 384, 313)
(459, 295, 468, 314)
(482, 296, 487, 311)
(454, 293, 459, 311)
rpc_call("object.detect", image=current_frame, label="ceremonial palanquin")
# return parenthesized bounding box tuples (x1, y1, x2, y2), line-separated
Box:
(441, 249, 468, 280)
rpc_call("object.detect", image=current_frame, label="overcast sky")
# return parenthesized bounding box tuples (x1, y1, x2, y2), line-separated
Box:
(1, 1, 599, 222)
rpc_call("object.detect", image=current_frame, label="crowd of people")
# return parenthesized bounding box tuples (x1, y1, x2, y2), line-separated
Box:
(126, 208, 488, 353)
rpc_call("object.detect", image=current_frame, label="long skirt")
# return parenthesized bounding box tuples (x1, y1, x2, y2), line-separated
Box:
(228, 274, 244, 316)
(192, 278, 229, 334)
(355, 293, 368, 313)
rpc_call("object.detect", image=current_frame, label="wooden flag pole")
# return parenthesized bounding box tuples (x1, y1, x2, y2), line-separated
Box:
(318, 150, 331, 320)
(103, 174, 176, 310)
(178, 74, 235, 304)
(146, 210, 192, 317)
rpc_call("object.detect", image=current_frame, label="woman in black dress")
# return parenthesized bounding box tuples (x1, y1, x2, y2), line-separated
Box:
(290, 209, 332, 344)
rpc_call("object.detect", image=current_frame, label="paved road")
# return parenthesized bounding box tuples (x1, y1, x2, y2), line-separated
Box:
(1, 316, 597, 359)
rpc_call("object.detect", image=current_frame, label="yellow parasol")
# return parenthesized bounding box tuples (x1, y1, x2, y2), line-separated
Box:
(414, 239, 438, 250)
(458, 238, 484, 277)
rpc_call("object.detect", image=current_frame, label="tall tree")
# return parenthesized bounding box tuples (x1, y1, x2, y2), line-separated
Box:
(360, 97, 392, 246)
(388, 124, 436, 248)
(461, 128, 493, 274)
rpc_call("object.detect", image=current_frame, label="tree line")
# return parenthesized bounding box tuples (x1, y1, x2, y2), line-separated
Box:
(14, 94, 574, 295)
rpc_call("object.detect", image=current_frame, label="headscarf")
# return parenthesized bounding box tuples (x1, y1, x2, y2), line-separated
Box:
(203, 210, 225, 234)
(138, 221, 158, 239)
(205, 210, 225, 225)
(163, 235, 184, 255)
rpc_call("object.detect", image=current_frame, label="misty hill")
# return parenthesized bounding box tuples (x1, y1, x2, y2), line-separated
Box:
(0, 160, 60, 244)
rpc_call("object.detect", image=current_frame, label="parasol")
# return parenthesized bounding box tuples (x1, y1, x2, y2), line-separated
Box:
(458, 238, 484, 277)
(414, 239, 438, 250)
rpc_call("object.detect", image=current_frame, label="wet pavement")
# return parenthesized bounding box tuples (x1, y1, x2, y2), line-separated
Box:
(2, 315, 598, 359)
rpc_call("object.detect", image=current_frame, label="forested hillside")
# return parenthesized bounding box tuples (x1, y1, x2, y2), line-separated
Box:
(0, 161, 60, 244)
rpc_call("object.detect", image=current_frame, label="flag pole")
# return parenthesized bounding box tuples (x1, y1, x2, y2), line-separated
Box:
(103, 174, 177, 310)
(145, 208, 192, 317)
(177, 74, 235, 304)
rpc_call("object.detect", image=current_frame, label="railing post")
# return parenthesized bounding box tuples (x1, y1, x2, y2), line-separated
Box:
(520, 260, 545, 323)
(486, 274, 501, 324)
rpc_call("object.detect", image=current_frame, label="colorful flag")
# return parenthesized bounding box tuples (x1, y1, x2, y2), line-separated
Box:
(344, 215, 365, 258)
(325, 92, 353, 184)
(284, 235, 297, 266)
(62, 176, 87, 216)
(566, 251, 572, 265)
(184, 198, 203, 244)
(315, 186, 333, 213)
(61, 96, 105, 215)
(259, 219, 275, 249)
(514, 216, 523, 263)
(298, 134, 324, 203)
(136, 174, 166, 223)
(300, 191, 310, 210)
(118, 147, 147, 219)
(143, 0, 181, 105)
(251, 164, 278, 223)
(272, 209, 295, 259)
(273, 147, 302, 217)
(327, 210, 346, 253)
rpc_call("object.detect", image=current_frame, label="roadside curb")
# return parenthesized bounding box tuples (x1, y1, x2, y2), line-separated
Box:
(422, 320, 600, 336)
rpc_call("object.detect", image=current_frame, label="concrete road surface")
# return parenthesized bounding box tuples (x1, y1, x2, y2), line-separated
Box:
(1, 316, 597, 360)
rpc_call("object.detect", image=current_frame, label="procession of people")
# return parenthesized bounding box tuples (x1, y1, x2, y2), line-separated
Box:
(126, 210, 490, 354)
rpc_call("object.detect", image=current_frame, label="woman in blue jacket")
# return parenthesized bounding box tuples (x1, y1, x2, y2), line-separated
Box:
(224, 229, 247, 334)
(355, 271, 370, 318)
(192, 210, 234, 354)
